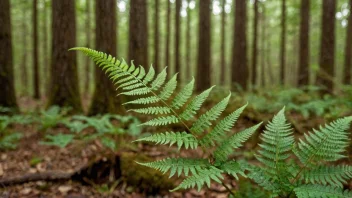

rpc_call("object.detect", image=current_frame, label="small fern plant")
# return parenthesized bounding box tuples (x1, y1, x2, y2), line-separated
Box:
(249, 108, 352, 198)
(72, 47, 352, 197)
(71, 47, 263, 192)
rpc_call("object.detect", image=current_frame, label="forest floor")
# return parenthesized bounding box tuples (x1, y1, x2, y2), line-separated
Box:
(0, 96, 351, 198)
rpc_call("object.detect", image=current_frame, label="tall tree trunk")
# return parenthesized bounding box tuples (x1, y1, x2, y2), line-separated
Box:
(84, 0, 91, 96)
(165, 0, 171, 73)
(22, 0, 29, 96)
(129, 0, 148, 67)
(89, 0, 123, 115)
(280, 0, 286, 85)
(33, 0, 40, 99)
(175, 0, 181, 77)
(154, 0, 160, 73)
(196, 0, 211, 91)
(343, 0, 352, 84)
(186, 0, 191, 81)
(260, 3, 265, 87)
(298, 0, 310, 86)
(43, 0, 49, 96)
(251, 0, 259, 87)
(231, 0, 248, 90)
(317, 0, 336, 92)
(0, 0, 18, 109)
(220, 0, 226, 86)
(48, 0, 82, 111)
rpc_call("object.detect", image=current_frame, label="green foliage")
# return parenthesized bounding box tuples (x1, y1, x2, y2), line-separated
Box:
(40, 133, 74, 148)
(0, 115, 30, 150)
(74, 48, 352, 196)
(39, 106, 70, 131)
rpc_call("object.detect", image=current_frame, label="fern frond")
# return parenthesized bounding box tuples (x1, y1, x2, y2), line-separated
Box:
(140, 115, 179, 126)
(219, 160, 246, 180)
(137, 158, 211, 177)
(159, 73, 178, 100)
(293, 116, 352, 167)
(134, 131, 198, 150)
(247, 166, 281, 195)
(170, 166, 224, 192)
(123, 96, 160, 105)
(200, 103, 247, 147)
(128, 107, 171, 115)
(256, 107, 294, 176)
(214, 122, 262, 164)
(151, 67, 167, 90)
(180, 86, 215, 120)
(190, 93, 231, 134)
(171, 78, 195, 109)
(294, 184, 352, 198)
(302, 165, 352, 188)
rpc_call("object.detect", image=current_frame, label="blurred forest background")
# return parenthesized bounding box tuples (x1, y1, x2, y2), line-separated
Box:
(1, 0, 352, 113)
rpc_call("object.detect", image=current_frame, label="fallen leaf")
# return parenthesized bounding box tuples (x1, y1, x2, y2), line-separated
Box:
(58, 185, 72, 194)
(20, 187, 32, 195)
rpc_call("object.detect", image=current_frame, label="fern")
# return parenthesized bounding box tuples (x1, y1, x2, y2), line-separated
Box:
(73, 47, 352, 196)
(73, 47, 261, 192)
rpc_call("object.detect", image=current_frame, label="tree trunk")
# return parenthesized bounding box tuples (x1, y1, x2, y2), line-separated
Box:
(175, 0, 181, 77)
(33, 0, 40, 99)
(129, 0, 148, 67)
(317, 0, 336, 92)
(220, 0, 226, 86)
(0, 0, 18, 109)
(48, 0, 82, 112)
(298, 0, 310, 86)
(43, 0, 49, 96)
(251, 0, 259, 87)
(84, 0, 91, 96)
(196, 0, 211, 92)
(154, 0, 160, 73)
(231, 0, 248, 90)
(89, 0, 124, 115)
(260, 3, 265, 87)
(165, 0, 171, 73)
(186, 0, 191, 81)
(343, 0, 352, 84)
(280, 0, 286, 85)
(21, 0, 29, 96)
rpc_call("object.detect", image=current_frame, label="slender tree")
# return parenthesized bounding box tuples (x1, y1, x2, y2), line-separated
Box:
(48, 0, 82, 111)
(231, 0, 248, 90)
(175, 0, 181, 76)
(129, 0, 148, 67)
(260, 3, 266, 87)
(42, 0, 49, 95)
(343, 0, 352, 84)
(165, 0, 171, 72)
(33, 0, 40, 99)
(251, 0, 259, 87)
(280, 0, 286, 85)
(89, 0, 123, 115)
(220, 0, 226, 85)
(298, 0, 310, 86)
(317, 0, 336, 92)
(21, 0, 29, 96)
(154, 0, 160, 73)
(186, 0, 192, 81)
(196, 0, 211, 91)
(0, 0, 18, 110)
(84, 0, 91, 95)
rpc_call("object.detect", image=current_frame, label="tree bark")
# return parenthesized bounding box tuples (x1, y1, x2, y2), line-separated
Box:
(165, 0, 171, 73)
(317, 0, 336, 92)
(343, 0, 352, 84)
(129, 0, 148, 68)
(84, 0, 91, 96)
(21, 0, 29, 96)
(175, 0, 181, 76)
(298, 0, 310, 86)
(89, 0, 124, 115)
(186, 0, 192, 81)
(43, 0, 49, 96)
(0, 0, 18, 109)
(231, 0, 248, 90)
(196, 0, 211, 92)
(251, 0, 259, 87)
(220, 0, 226, 86)
(48, 0, 82, 112)
(260, 3, 265, 87)
(33, 0, 40, 99)
(280, 0, 286, 85)
(154, 0, 160, 73)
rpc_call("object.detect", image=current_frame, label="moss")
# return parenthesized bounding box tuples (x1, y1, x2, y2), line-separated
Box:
(121, 153, 175, 194)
